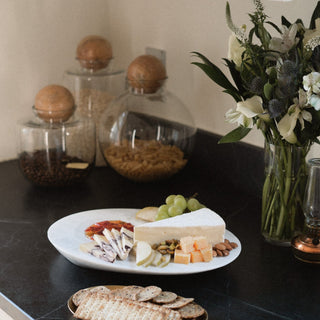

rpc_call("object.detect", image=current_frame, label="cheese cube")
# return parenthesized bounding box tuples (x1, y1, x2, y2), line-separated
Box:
(180, 236, 194, 253)
(200, 247, 213, 262)
(174, 250, 191, 264)
(190, 250, 204, 263)
(193, 236, 209, 250)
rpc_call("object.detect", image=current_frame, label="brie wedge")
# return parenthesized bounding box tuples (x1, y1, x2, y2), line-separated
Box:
(134, 208, 226, 245)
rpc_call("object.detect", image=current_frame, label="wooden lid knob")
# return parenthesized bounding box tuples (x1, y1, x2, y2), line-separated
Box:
(35, 85, 75, 123)
(76, 35, 113, 71)
(127, 54, 167, 93)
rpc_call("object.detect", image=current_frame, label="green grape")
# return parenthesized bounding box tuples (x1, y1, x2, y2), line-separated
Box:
(187, 198, 201, 211)
(155, 211, 170, 220)
(168, 205, 183, 217)
(165, 195, 176, 205)
(158, 204, 169, 215)
(174, 195, 187, 211)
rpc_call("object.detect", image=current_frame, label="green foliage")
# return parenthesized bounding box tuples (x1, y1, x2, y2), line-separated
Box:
(218, 126, 251, 144)
(192, 0, 320, 147)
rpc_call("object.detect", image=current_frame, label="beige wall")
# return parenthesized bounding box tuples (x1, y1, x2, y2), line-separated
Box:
(0, 0, 317, 161)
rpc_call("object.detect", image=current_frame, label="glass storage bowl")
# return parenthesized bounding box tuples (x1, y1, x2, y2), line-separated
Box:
(99, 81, 196, 182)
(18, 107, 95, 187)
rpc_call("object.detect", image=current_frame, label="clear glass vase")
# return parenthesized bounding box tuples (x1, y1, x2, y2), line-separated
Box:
(261, 142, 311, 245)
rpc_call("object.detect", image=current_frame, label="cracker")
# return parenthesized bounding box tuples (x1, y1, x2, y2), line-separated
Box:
(72, 286, 110, 306)
(178, 302, 205, 319)
(153, 291, 178, 304)
(74, 293, 182, 320)
(111, 285, 143, 300)
(136, 285, 162, 302)
(162, 296, 194, 309)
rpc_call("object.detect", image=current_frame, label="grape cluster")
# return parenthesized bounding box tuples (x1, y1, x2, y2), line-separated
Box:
(155, 194, 205, 220)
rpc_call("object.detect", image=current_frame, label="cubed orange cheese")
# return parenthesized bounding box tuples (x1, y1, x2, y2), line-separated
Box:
(174, 250, 191, 264)
(190, 250, 204, 263)
(200, 246, 213, 262)
(193, 236, 209, 250)
(180, 236, 194, 253)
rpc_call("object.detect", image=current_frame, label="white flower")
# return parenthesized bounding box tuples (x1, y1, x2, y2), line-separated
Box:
(303, 72, 320, 95)
(269, 24, 299, 53)
(309, 94, 320, 110)
(277, 90, 312, 143)
(228, 33, 245, 68)
(225, 96, 268, 128)
(277, 110, 298, 144)
(302, 72, 320, 111)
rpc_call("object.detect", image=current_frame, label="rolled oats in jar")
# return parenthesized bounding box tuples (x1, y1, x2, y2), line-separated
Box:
(63, 35, 125, 166)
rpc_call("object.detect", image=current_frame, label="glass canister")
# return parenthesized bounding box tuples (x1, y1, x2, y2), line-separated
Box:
(18, 85, 95, 187)
(99, 54, 196, 182)
(63, 35, 125, 166)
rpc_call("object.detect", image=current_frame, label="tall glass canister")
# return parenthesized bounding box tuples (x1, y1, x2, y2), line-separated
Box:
(63, 35, 125, 166)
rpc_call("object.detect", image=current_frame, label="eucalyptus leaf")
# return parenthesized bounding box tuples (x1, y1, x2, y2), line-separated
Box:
(218, 126, 251, 144)
(264, 82, 273, 100)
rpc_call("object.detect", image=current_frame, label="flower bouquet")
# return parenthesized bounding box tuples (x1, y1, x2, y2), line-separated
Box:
(193, 0, 320, 244)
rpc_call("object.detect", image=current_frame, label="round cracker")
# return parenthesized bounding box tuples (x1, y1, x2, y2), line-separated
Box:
(136, 286, 162, 302)
(72, 286, 110, 306)
(178, 302, 205, 319)
(112, 285, 143, 300)
(152, 291, 177, 304)
(162, 296, 194, 309)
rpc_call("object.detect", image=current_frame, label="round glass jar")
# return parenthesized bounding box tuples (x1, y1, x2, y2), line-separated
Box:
(99, 80, 196, 182)
(63, 38, 125, 167)
(18, 106, 95, 187)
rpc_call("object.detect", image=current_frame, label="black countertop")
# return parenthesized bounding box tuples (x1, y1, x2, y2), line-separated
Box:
(0, 130, 318, 320)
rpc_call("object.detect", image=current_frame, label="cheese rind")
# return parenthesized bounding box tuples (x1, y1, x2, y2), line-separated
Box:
(134, 208, 225, 245)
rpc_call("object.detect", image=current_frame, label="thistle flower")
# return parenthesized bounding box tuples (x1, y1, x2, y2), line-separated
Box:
(249, 77, 265, 95)
(268, 99, 285, 118)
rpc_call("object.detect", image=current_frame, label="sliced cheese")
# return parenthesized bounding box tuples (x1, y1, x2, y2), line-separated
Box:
(136, 241, 153, 266)
(111, 229, 127, 260)
(134, 208, 225, 246)
(103, 229, 123, 259)
(80, 241, 116, 263)
(120, 227, 134, 254)
(92, 234, 117, 263)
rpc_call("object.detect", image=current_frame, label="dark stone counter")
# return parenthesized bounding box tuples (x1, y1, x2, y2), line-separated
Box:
(0, 130, 318, 320)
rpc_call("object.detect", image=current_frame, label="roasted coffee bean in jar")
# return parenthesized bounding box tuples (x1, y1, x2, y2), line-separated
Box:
(99, 54, 196, 182)
(63, 35, 125, 167)
(18, 84, 95, 187)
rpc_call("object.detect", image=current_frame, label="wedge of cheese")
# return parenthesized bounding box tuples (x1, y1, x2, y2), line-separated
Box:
(134, 208, 225, 246)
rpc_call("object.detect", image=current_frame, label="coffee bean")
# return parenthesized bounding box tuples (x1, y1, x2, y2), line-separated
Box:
(19, 149, 92, 186)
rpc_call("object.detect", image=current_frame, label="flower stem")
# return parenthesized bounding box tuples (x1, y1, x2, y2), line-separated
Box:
(276, 146, 292, 237)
